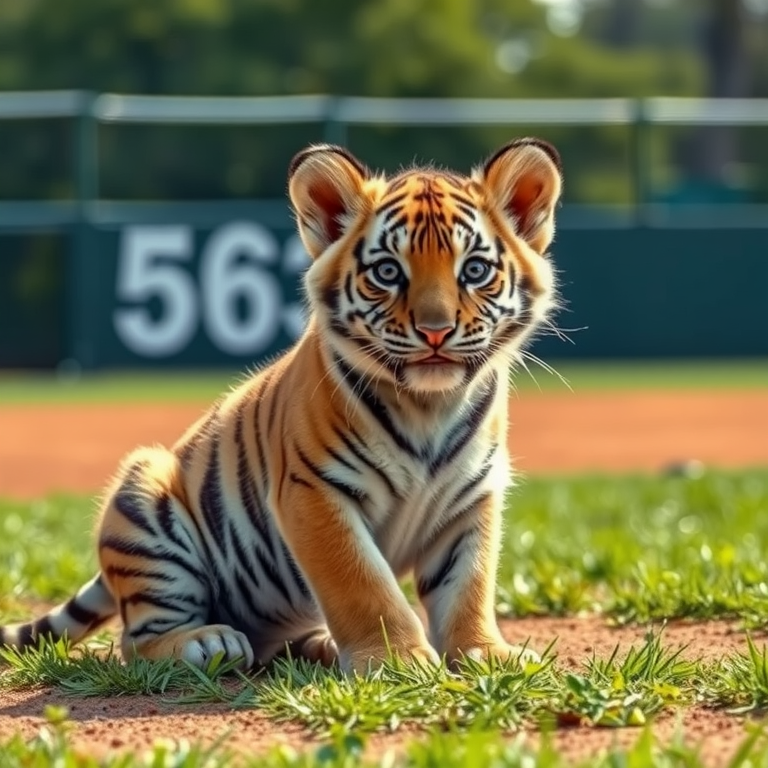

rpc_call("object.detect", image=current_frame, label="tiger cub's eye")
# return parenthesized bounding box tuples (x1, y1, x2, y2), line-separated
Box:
(462, 258, 492, 284)
(372, 259, 403, 285)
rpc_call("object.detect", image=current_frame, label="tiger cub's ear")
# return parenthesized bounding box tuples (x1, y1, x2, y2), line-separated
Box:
(288, 144, 370, 259)
(479, 138, 562, 254)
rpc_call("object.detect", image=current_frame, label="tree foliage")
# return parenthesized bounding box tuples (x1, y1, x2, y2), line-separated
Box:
(1, 0, 764, 202)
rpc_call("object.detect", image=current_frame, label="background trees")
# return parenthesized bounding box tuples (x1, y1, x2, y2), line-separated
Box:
(0, 0, 765, 201)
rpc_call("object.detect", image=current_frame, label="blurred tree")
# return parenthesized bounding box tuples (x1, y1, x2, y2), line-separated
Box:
(601, 0, 644, 47)
(691, 0, 747, 181)
(0, 0, 701, 203)
(576, 0, 767, 201)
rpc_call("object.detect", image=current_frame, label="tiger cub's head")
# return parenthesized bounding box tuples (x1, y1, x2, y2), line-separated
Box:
(288, 139, 562, 394)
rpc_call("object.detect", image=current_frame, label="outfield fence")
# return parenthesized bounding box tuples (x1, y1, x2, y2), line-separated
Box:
(1, 92, 767, 370)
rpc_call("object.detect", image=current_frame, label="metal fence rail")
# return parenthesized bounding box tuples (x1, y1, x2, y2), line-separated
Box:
(2, 91, 767, 219)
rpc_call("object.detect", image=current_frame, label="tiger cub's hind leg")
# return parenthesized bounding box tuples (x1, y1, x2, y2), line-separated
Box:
(98, 446, 255, 670)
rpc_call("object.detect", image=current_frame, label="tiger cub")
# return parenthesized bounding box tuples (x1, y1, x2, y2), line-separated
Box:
(0, 138, 562, 673)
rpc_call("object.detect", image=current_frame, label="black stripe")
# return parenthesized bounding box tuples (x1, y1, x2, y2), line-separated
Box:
(176, 496, 221, 586)
(229, 520, 257, 588)
(297, 447, 365, 504)
(156, 495, 192, 553)
(253, 382, 271, 489)
(377, 192, 408, 217)
(178, 407, 219, 468)
(456, 203, 476, 220)
(422, 492, 492, 556)
(232, 571, 278, 625)
(333, 354, 419, 457)
(322, 285, 341, 313)
(386, 176, 409, 193)
(352, 238, 366, 265)
(487, 280, 505, 300)
(331, 425, 399, 498)
(199, 439, 227, 548)
(17, 623, 34, 647)
(451, 210, 474, 233)
(35, 616, 55, 642)
(66, 599, 101, 627)
(114, 491, 156, 537)
(282, 542, 312, 600)
(326, 444, 360, 474)
(387, 213, 408, 232)
(430, 376, 497, 474)
(330, 317, 354, 341)
(289, 471, 315, 489)
(253, 541, 295, 607)
(105, 564, 176, 582)
(123, 591, 205, 615)
(344, 273, 356, 304)
(99, 535, 208, 584)
(129, 616, 192, 637)
(235, 409, 277, 560)
(121, 459, 150, 484)
(417, 533, 465, 598)
(446, 449, 496, 510)
(266, 388, 280, 435)
(232, 529, 294, 619)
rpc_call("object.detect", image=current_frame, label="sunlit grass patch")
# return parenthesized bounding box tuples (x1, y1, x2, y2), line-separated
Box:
(0, 496, 97, 604)
(3, 706, 768, 768)
(553, 630, 698, 727)
(0, 629, 729, 738)
(0, 635, 241, 700)
(3, 471, 768, 628)
(248, 646, 558, 734)
(498, 469, 768, 624)
(701, 635, 768, 714)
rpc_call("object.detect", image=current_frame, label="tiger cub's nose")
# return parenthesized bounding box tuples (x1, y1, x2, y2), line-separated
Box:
(416, 324, 455, 348)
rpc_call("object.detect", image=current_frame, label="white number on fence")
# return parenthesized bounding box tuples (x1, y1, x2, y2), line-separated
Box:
(113, 224, 309, 358)
(200, 222, 281, 355)
(113, 226, 198, 357)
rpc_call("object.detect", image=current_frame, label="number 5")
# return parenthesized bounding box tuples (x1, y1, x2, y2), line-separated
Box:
(113, 226, 198, 357)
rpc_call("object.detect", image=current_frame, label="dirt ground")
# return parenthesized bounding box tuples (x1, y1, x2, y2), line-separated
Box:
(1, 389, 767, 498)
(1, 388, 768, 763)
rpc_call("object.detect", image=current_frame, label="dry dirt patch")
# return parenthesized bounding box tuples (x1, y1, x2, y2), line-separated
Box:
(1, 389, 767, 498)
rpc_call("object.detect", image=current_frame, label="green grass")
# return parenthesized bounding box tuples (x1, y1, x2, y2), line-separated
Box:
(0, 358, 765, 404)
(0, 629, 710, 727)
(3, 469, 768, 764)
(0, 497, 97, 607)
(3, 706, 768, 768)
(497, 470, 768, 624)
(0, 370, 238, 404)
(3, 471, 768, 626)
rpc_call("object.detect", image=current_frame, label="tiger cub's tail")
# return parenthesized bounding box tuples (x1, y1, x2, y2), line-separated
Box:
(0, 573, 116, 651)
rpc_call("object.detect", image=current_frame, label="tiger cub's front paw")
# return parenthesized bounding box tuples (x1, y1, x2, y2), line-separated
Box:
(343, 642, 440, 674)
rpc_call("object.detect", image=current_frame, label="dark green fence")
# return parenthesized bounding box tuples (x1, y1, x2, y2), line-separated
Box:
(1, 93, 767, 369)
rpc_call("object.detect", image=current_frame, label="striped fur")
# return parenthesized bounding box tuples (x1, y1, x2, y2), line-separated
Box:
(1, 139, 562, 672)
